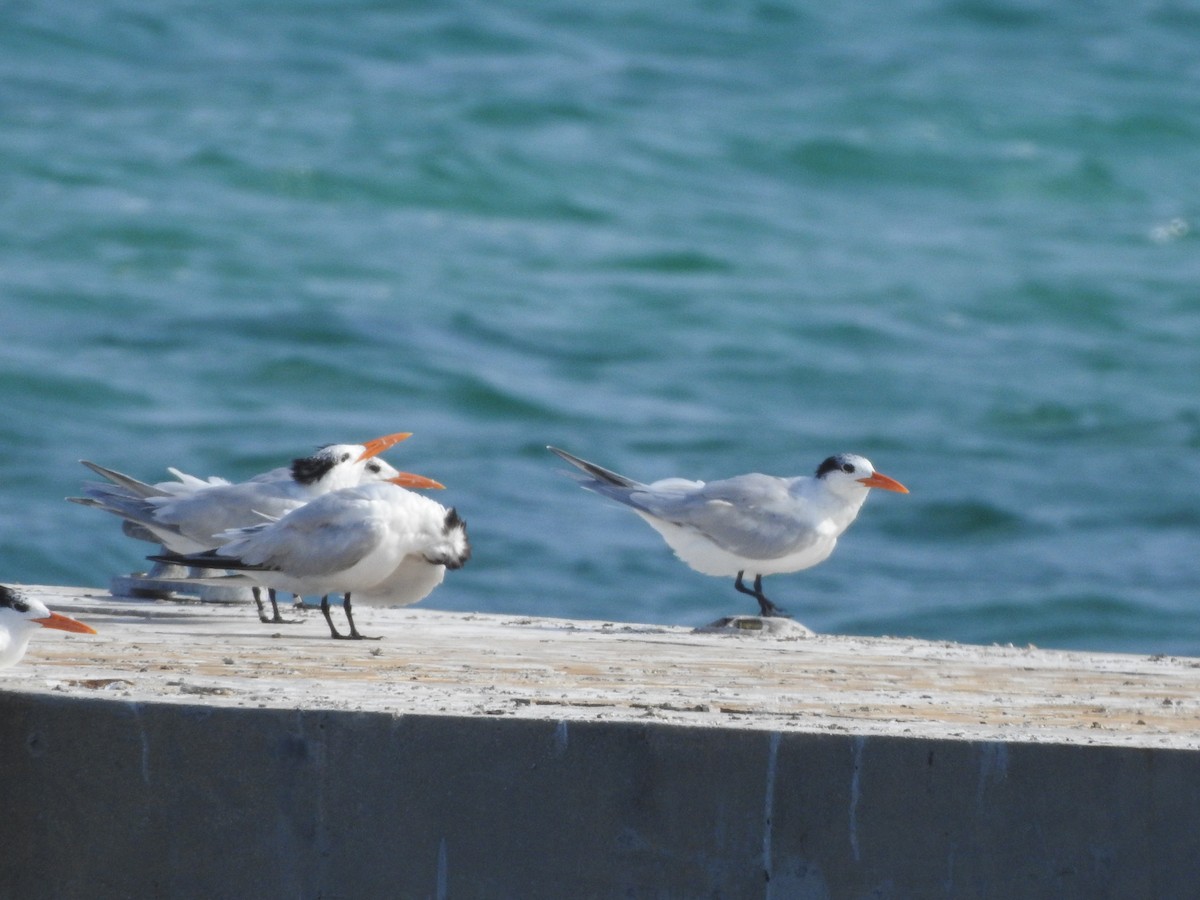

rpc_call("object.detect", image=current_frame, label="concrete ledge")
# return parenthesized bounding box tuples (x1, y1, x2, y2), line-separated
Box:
(3, 586, 1200, 897)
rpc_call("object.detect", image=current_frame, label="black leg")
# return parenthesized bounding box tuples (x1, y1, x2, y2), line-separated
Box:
(733, 571, 788, 618)
(342, 592, 381, 641)
(320, 595, 345, 639)
(752, 574, 788, 618)
(252, 587, 271, 624)
(254, 587, 300, 625)
(265, 588, 302, 624)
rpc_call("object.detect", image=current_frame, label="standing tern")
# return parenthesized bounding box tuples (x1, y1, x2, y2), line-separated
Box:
(70, 432, 443, 622)
(1, 585, 97, 668)
(548, 446, 908, 618)
(149, 481, 470, 640)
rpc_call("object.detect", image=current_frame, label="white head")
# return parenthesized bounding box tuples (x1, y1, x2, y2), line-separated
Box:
(290, 432, 445, 492)
(814, 454, 909, 501)
(0, 586, 97, 669)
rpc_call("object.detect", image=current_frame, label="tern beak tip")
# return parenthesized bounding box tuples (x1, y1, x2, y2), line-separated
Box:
(389, 472, 446, 490)
(357, 432, 413, 461)
(36, 612, 98, 635)
(858, 472, 909, 494)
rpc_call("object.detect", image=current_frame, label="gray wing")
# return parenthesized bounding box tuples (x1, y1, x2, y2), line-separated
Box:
(222, 510, 386, 577)
(79, 461, 168, 498)
(550, 447, 819, 560)
(68, 486, 188, 546)
(630, 474, 820, 560)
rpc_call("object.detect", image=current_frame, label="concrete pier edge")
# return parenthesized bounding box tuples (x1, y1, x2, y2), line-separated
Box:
(2, 585, 1199, 898)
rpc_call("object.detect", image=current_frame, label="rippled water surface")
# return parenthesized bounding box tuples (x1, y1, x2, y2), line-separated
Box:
(3, 1, 1199, 653)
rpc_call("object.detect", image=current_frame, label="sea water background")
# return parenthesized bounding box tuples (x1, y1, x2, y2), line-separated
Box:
(3, 1, 1198, 654)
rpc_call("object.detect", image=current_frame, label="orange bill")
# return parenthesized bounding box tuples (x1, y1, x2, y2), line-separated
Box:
(35, 611, 98, 635)
(389, 472, 445, 490)
(857, 471, 909, 493)
(357, 432, 412, 461)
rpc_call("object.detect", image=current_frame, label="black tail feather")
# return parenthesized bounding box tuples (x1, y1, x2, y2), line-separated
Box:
(546, 446, 641, 488)
(147, 551, 267, 573)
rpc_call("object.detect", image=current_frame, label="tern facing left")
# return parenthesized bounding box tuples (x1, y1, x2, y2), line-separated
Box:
(548, 447, 908, 619)
(1, 585, 98, 669)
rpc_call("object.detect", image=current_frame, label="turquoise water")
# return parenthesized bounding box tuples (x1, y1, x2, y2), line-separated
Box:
(3, 1, 1198, 654)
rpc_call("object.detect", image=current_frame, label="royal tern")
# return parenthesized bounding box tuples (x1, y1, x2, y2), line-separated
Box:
(0, 585, 97, 668)
(150, 481, 470, 640)
(70, 432, 444, 622)
(548, 446, 908, 618)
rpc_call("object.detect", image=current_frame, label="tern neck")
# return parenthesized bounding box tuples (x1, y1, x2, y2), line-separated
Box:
(795, 477, 871, 524)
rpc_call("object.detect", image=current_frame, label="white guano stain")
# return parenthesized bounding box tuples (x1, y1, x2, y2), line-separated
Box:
(976, 741, 1009, 807)
(763, 731, 781, 893)
(849, 736, 866, 863)
(554, 720, 569, 757)
(436, 837, 449, 900)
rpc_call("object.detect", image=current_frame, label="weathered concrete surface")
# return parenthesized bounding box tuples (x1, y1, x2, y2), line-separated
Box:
(2, 585, 1200, 898)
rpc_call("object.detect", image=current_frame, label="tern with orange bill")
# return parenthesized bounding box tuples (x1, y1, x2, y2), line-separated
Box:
(548, 447, 908, 619)
(70, 432, 443, 622)
(149, 481, 470, 640)
(0, 585, 97, 668)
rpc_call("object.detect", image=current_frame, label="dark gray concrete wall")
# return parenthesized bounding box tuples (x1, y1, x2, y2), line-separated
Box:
(2, 691, 1197, 899)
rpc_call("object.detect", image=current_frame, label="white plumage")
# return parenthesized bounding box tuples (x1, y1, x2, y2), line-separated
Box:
(549, 446, 908, 618)
(152, 482, 470, 640)
(0, 585, 97, 669)
(70, 432, 443, 622)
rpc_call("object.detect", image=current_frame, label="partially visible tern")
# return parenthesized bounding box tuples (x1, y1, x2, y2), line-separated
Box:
(70, 432, 443, 622)
(548, 446, 908, 619)
(150, 481, 470, 640)
(0, 585, 97, 668)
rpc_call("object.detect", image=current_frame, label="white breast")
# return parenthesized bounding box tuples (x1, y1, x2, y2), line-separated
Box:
(636, 513, 839, 577)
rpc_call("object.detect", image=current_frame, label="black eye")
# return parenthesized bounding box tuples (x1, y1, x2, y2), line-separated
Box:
(13, 599, 29, 613)
(340, 453, 351, 463)
(842, 463, 856, 473)
(366, 461, 380, 473)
